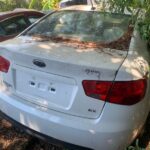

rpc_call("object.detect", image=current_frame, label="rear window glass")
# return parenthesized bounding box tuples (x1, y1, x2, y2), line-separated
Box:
(25, 10, 131, 43)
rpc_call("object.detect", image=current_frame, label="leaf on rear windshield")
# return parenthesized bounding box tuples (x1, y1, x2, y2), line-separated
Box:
(30, 27, 133, 50)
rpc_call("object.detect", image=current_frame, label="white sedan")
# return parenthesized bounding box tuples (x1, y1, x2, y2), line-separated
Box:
(0, 5, 149, 150)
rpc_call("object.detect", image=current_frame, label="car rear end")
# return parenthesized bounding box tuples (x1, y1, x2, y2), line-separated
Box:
(0, 8, 149, 150)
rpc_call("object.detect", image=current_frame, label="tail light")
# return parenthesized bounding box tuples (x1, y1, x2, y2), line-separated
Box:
(0, 56, 10, 73)
(82, 79, 147, 105)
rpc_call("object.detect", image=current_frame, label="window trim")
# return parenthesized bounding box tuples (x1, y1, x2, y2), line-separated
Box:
(0, 14, 26, 23)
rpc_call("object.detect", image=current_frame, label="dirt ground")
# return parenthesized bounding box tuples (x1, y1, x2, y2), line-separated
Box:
(0, 114, 149, 150)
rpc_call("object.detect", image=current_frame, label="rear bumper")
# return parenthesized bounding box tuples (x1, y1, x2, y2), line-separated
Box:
(0, 86, 149, 150)
(0, 110, 91, 150)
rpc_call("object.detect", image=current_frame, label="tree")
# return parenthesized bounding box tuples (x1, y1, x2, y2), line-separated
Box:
(29, 0, 61, 10)
(28, 0, 42, 10)
(99, 0, 150, 43)
(42, 0, 61, 10)
(0, 0, 28, 11)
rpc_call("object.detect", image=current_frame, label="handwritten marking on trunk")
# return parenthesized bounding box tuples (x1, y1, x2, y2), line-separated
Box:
(85, 69, 101, 79)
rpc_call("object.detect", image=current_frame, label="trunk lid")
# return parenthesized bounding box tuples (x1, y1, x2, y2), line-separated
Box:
(0, 36, 127, 118)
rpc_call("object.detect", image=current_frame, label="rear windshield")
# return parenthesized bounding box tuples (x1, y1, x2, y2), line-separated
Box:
(25, 10, 131, 43)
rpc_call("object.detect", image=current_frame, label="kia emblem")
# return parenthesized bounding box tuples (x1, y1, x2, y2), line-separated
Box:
(33, 59, 46, 68)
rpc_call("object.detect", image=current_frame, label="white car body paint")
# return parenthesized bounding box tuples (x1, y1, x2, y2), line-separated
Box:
(0, 6, 149, 150)
(0, 36, 127, 119)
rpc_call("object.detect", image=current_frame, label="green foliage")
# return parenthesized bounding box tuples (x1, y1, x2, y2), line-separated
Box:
(126, 140, 146, 150)
(28, 0, 42, 10)
(138, 6, 150, 41)
(138, 19, 150, 41)
(42, 0, 61, 10)
(29, 0, 61, 10)
(102, 0, 150, 42)
(0, 0, 28, 11)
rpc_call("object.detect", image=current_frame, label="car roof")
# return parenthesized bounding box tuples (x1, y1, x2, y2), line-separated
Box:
(0, 9, 44, 21)
(60, 5, 98, 11)
(60, 4, 131, 15)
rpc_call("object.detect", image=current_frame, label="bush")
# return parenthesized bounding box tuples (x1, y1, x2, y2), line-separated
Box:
(126, 139, 146, 150)
(42, 0, 61, 10)
(29, 0, 61, 10)
(98, 0, 150, 43)
(0, 0, 28, 11)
